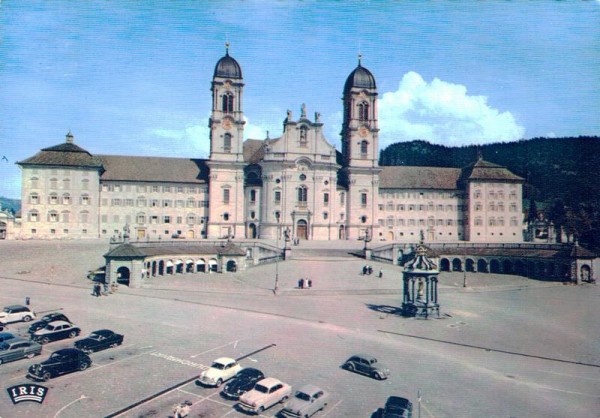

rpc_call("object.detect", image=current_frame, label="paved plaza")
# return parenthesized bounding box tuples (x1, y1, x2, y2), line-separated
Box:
(0, 239, 598, 418)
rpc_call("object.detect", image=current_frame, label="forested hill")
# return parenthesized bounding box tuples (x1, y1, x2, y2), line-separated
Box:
(380, 136, 600, 249)
(379, 136, 600, 207)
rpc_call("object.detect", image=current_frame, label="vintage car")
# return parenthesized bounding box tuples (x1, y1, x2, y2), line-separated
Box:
(0, 338, 42, 365)
(197, 357, 243, 387)
(221, 368, 265, 399)
(28, 348, 92, 381)
(343, 353, 390, 380)
(238, 377, 292, 415)
(31, 320, 81, 344)
(28, 312, 71, 334)
(74, 329, 124, 353)
(281, 384, 330, 418)
(0, 332, 16, 343)
(0, 305, 36, 324)
(381, 396, 413, 418)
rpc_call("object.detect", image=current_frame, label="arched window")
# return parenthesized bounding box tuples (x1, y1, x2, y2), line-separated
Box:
(62, 193, 71, 205)
(49, 193, 58, 205)
(136, 213, 146, 224)
(186, 198, 195, 208)
(62, 178, 70, 190)
(61, 211, 70, 223)
(29, 210, 39, 222)
(30, 177, 39, 189)
(299, 126, 308, 145)
(48, 211, 59, 222)
(250, 189, 256, 203)
(297, 186, 308, 205)
(358, 101, 369, 121)
(222, 93, 234, 113)
(49, 178, 58, 189)
(360, 141, 368, 157)
(29, 193, 39, 205)
(186, 213, 195, 224)
(474, 217, 483, 226)
(79, 211, 89, 223)
(80, 194, 90, 205)
(81, 179, 89, 190)
(223, 133, 232, 151)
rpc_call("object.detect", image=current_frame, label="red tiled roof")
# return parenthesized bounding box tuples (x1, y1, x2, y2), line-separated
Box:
(379, 166, 461, 190)
(97, 155, 208, 184)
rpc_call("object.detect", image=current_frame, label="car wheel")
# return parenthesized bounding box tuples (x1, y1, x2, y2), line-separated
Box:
(26, 352, 35, 359)
(23, 316, 32, 322)
(280, 395, 289, 403)
(346, 363, 355, 372)
(372, 371, 383, 380)
(79, 362, 90, 371)
(42, 372, 51, 381)
(215, 378, 223, 388)
(0, 358, 3, 365)
(257, 406, 264, 414)
(41, 337, 50, 345)
(68, 331, 77, 338)
(109, 343, 118, 348)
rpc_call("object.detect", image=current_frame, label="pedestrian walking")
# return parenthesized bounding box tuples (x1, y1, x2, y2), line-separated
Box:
(362, 265, 367, 275)
(25, 296, 30, 306)
(307, 279, 312, 288)
(298, 278, 303, 289)
(378, 269, 383, 278)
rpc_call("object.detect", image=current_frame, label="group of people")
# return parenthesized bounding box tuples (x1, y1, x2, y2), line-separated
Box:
(362, 265, 383, 278)
(91, 282, 118, 297)
(298, 278, 312, 289)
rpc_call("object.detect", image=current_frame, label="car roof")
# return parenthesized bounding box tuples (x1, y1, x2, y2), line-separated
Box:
(386, 396, 412, 408)
(47, 320, 72, 327)
(53, 348, 82, 355)
(43, 312, 66, 318)
(5, 305, 28, 310)
(297, 384, 323, 396)
(256, 377, 282, 387)
(0, 332, 15, 338)
(5, 337, 31, 344)
(350, 353, 376, 361)
(91, 329, 113, 334)
(239, 367, 262, 375)
(213, 357, 236, 364)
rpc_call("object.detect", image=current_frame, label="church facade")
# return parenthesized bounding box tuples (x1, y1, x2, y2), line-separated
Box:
(16, 48, 524, 243)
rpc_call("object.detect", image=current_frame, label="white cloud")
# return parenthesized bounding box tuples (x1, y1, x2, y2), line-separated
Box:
(378, 72, 525, 148)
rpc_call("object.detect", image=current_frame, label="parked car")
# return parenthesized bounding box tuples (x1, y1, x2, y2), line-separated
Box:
(238, 377, 292, 415)
(281, 384, 330, 418)
(28, 348, 91, 381)
(0, 305, 36, 324)
(74, 329, 124, 353)
(222, 368, 265, 399)
(31, 320, 81, 344)
(28, 312, 71, 334)
(0, 332, 17, 343)
(381, 396, 413, 418)
(197, 357, 243, 387)
(343, 353, 390, 380)
(0, 338, 42, 365)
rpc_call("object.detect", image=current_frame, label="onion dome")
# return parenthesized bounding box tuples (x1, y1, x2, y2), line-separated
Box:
(404, 245, 439, 273)
(213, 43, 242, 79)
(344, 54, 376, 94)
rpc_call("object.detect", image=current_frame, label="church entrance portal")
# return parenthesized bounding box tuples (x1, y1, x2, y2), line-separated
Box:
(297, 220, 308, 240)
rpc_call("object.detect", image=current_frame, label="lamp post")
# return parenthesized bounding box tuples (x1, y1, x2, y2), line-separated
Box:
(463, 244, 468, 288)
(274, 212, 281, 294)
(363, 226, 372, 254)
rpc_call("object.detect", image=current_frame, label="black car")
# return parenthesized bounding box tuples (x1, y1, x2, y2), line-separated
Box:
(28, 312, 71, 334)
(74, 329, 124, 353)
(381, 396, 413, 418)
(28, 348, 92, 381)
(30, 320, 81, 344)
(343, 353, 390, 380)
(221, 368, 265, 399)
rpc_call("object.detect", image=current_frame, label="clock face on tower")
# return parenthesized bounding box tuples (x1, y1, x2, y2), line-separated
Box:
(222, 119, 232, 130)
(359, 127, 369, 138)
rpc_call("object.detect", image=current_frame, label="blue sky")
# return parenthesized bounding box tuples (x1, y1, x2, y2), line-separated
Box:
(1, 1, 599, 199)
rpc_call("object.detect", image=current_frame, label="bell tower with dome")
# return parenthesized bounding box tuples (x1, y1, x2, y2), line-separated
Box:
(206, 43, 246, 239)
(340, 55, 381, 240)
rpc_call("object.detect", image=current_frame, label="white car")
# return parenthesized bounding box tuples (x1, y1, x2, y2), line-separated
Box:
(0, 305, 36, 325)
(197, 357, 242, 387)
(281, 384, 330, 418)
(238, 377, 292, 415)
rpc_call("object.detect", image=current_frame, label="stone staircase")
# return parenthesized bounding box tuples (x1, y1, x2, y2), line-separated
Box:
(287, 247, 362, 260)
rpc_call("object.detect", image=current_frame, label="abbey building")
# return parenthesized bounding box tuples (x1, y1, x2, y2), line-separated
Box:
(16, 48, 524, 243)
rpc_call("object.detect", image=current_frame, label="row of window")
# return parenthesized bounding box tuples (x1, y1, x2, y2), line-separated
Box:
(473, 190, 518, 200)
(102, 214, 200, 225)
(103, 198, 208, 208)
(474, 217, 520, 227)
(379, 203, 465, 212)
(27, 210, 90, 223)
(29, 193, 90, 205)
(103, 184, 203, 194)
(381, 191, 458, 199)
(378, 218, 464, 227)
(30, 178, 90, 190)
(474, 202, 519, 212)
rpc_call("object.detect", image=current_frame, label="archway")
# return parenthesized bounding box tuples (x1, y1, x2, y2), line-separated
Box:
(477, 259, 488, 273)
(185, 259, 194, 273)
(581, 265, 591, 282)
(116, 266, 130, 286)
(226, 260, 237, 272)
(296, 220, 308, 240)
(514, 260, 525, 276)
(166, 260, 174, 275)
(387, 231, 394, 241)
(248, 223, 257, 239)
(440, 258, 450, 272)
(339, 225, 346, 240)
(452, 258, 462, 272)
(490, 259, 501, 274)
(186, 230, 195, 239)
(175, 260, 184, 274)
(196, 259, 206, 273)
(209, 258, 218, 272)
(466, 258, 475, 272)
(152, 261, 157, 277)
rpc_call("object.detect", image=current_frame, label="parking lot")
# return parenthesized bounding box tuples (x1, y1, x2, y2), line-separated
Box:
(0, 239, 598, 418)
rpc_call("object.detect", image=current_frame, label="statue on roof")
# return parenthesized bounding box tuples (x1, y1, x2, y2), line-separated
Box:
(301, 103, 306, 118)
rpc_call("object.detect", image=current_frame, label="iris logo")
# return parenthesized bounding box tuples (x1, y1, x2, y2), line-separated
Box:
(6, 384, 49, 404)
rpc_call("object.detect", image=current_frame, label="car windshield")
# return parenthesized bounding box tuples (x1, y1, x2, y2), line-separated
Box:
(45, 325, 57, 331)
(211, 362, 226, 370)
(89, 333, 103, 340)
(2, 308, 9, 313)
(295, 391, 311, 401)
(50, 353, 62, 359)
(254, 384, 269, 393)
